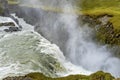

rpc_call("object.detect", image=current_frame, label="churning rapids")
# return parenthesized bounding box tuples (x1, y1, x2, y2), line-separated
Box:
(0, 0, 120, 79)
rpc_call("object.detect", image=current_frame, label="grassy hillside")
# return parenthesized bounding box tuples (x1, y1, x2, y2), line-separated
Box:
(76, 0, 120, 46)
(77, 0, 120, 30)
(26, 71, 114, 80)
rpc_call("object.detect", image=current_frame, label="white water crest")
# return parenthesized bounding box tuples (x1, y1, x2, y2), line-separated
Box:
(17, 0, 120, 78)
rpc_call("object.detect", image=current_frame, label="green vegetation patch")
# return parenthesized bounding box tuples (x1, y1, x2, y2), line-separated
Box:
(77, 0, 120, 30)
(78, 0, 120, 10)
(3, 71, 115, 80)
(77, 0, 120, 45)
(25, 71, 114, 80)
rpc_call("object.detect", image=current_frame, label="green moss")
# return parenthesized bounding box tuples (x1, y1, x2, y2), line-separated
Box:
(110, 15, 120, 30)
(25, 71, 114, 80)
(77, 0, 120, 10)
(89, 71, 114, 80)
(78, 0, 120, 29)
(26, 73, 50, 80)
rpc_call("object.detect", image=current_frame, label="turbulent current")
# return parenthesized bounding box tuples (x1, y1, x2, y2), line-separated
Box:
(0, 0, 120, 79)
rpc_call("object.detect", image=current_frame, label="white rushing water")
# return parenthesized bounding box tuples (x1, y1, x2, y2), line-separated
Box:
(0, 15, 91, 79)
(19, 0, 120, 78)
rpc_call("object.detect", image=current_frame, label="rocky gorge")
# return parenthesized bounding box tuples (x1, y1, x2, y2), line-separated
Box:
(0, 0, 120, 80)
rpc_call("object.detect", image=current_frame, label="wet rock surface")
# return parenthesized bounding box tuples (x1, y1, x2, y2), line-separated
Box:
(80, 13, 120, 47)
(0, 22, 15, 27)
(80, 14, 120, 57)
(0, 16, 22, 32)
(0, 0, 23, 29)
(4, 27, 22, 32)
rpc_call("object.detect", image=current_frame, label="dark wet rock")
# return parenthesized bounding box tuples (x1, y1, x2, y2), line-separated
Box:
(80, 14, 120, 45)
(80, 14, 120, 57)
(80, 15, 112, 28)
(9, 27, 21, 31)
(3, 76, 32, 80)
(0, 22, 15, 27)
(0, 0, 22, 28)
(4, 27, 22, 32)
(4, 29, 10, 32)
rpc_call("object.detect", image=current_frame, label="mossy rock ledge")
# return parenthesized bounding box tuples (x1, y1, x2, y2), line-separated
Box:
(3, 71, 117, 80)
(80, 14, 119, 45)
(79, 14, 120, 58)
(78, 0, 120, 46)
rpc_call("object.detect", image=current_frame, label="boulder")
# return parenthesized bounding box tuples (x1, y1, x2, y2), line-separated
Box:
(0, 16, 22, 32)
(4, 27, 22, 32)
(0, 22, 15, 26)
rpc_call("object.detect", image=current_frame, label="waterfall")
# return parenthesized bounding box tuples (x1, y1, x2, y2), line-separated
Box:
(2, 0, 120, 78)
(58, 1, 120, 78)
(22, 0, 120, 77)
